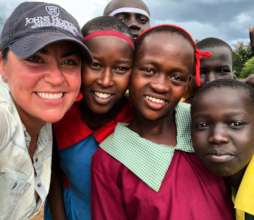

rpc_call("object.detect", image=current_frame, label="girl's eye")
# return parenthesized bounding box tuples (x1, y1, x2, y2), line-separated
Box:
(229, 121, 245, 128)
(114, 65, 130, 74)
(141, 66, 156, 76)
(90, 61, 102, 70)
(25, 54, 44, 64)
(193, 121, 209, 130)
(169, 72, 189, 84)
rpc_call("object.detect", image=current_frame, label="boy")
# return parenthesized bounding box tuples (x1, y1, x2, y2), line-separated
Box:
(191, 79, 254, 220)
(197, 37, 234, 84)
(103, 0, 151, 40)
(0, 1, 91, 219)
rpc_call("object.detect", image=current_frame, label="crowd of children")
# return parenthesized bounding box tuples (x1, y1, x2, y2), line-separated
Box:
(0, 0, 253, 220)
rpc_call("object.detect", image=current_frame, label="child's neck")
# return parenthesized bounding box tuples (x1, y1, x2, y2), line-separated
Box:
(225, 167, 246, 190)
(80, 97, 126, 130)
(129, 110, 176, 146)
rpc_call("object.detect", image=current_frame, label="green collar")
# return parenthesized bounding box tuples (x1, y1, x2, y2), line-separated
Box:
(101, 102, 194, 191)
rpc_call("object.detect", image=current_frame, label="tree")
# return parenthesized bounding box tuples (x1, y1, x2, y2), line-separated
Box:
(240, 56, 254, 78)
(233, 42, 254, 78)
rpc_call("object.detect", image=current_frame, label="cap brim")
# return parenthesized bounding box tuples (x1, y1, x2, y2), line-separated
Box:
(9, 31, 92, 63)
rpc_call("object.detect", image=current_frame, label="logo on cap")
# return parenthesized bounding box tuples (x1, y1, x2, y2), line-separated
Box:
(24, 5, 79, 37)
(45, 6, 60, 17)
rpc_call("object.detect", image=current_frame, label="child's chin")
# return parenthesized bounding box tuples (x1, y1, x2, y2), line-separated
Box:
(210, 166, 236, 177)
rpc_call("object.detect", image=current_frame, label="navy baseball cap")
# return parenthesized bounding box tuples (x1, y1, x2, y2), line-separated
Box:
(0, 1, 92, 62)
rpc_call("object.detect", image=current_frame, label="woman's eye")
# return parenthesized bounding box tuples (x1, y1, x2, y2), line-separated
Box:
(25, 55, 44, 64)
(61, 58, 80, 66)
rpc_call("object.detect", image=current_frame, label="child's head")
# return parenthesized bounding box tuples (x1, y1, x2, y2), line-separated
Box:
(0, 1, 91, 124)
(103, 0, 150, 40)
(81, 16, 134, 114)
(197, 37, 234, 85)
(191, 79, 254, 176)
(129, 25, 197, 120)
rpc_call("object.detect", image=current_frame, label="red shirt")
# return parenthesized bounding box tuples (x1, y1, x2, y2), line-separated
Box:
(92, 150, 234, 220)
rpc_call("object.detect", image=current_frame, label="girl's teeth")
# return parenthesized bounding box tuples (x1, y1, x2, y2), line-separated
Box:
(37, 92, 63, 100)
(94, 92, 111, 99)
(146, 96, 164, 104)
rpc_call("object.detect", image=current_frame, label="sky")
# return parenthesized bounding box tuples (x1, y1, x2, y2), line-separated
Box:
(1, 0, 254, 46)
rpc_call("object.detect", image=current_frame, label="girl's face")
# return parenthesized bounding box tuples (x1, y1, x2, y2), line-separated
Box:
(130, 32, 193, 121)
(82, 36, 133, 114)
(191, 87, 254, 176)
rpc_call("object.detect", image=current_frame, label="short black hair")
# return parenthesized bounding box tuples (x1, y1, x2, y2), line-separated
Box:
(197, 37, 232, 53)
(81, 16, 132, 37)
(1, 48, 9, 60)
(191, 79, 254, 113)
(103, 0, 150, 16)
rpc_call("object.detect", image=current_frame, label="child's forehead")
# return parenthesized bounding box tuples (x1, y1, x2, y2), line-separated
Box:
(196, 87, 251, 107)
(145, 31, 192, 44)
(141, 32, 194, 54)
(192, 88, 254, 121)
(200, 46, 232, 66)
(204, 46, 232, 58)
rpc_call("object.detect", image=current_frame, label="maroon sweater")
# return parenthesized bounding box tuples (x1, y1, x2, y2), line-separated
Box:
(92, 150, 234, 220)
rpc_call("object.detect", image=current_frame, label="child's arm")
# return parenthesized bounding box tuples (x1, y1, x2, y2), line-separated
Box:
(46, 146, 67, 220)
(91, 150, 127, 220)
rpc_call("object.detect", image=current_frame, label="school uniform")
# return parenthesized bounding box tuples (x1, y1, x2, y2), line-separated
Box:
(0, 78, 52, 220)
(92, 103, 234, 220)
(45, 98, 131, 220)
(233, 156, 254, 220)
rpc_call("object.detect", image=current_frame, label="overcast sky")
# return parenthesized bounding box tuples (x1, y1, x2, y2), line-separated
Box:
(1, 0, 254, 46)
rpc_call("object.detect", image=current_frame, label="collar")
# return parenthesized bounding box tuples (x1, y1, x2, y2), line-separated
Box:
(101, 102, 194, 192)
(234, 155, 254, 216)
(54, 100, 132, 150)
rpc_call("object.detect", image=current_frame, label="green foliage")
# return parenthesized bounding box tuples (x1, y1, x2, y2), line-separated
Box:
(233, 42, 254, 78)
(240, 56, 254, 78)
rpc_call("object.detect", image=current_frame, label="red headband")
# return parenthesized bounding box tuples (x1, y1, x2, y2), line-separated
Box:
(136, 24, 212, 87)
(195, 50, 213, 86)
(83, 30, 134, 49)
